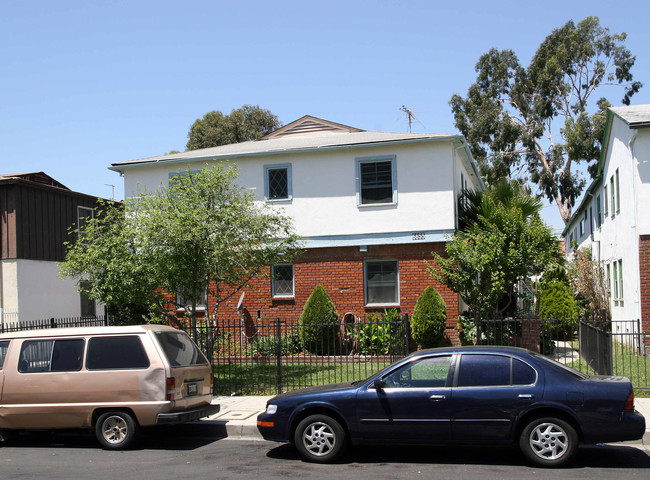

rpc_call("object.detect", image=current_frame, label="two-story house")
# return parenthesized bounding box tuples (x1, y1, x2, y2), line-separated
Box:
(563, 104, 650, 338)
(0, 172, 105, 326)
(109, 116, 484, 341)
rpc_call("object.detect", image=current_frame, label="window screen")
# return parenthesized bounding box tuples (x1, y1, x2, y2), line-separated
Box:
(86, 336, 150, 370)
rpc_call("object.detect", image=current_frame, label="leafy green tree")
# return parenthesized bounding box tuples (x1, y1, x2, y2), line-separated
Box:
(300, 285, 339, 355)
(186, 104, 282, 150)
(450, 17, 642, 224)
(411, 286, 447, 348)
(59, 165, 299, 333)
(429, 182, 561, 317)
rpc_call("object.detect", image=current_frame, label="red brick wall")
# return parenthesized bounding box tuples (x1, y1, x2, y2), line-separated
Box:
(180, 242, 461, 342)
(639, 235, 650, 341)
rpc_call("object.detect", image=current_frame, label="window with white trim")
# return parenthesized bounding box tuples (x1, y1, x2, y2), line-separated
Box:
(364, 260, 399, 305)
(615, 168, 620, 214)
(264, 164, 292, 201)
(356, 156, 397, 206)
(610, 175, 615, 218)
(272, 264, 294, 298)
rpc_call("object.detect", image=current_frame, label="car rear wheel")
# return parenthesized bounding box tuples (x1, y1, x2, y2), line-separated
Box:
(519, 417, 577, 467)
(95, 411, 139, 450)
(294, 414, 347, 463)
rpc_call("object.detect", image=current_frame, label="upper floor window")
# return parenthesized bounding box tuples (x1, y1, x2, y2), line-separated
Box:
(77, 206, 94, 243)
(614, 168, 621, 214)
(264, 164, 292, 201)
(364, 260, 399, 306)
(271, 264, 294, 298)
(356, 156, 397, 206)
(604, 185, 609, 217)
(596, 195, 602, 228)
(610, 175, 616, 218)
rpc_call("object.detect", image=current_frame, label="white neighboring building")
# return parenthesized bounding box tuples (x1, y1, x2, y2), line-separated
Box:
(563, 104, 650, 338)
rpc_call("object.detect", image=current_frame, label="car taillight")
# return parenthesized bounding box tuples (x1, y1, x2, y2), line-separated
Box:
(210, 374, 214, 394)
(166, 377, 175, 401)
(625, 392, 635, 411)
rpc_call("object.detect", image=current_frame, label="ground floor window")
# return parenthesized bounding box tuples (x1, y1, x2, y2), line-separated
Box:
(272, 264, 294, 297)
(364, 260, 399, 306)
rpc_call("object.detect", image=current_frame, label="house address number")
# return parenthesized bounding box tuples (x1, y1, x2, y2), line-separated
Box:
(412, 232, 426, 241)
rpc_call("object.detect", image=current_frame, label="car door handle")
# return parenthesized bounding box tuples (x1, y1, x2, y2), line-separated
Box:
(429, 394, 446, 401)
(518, 394, 535, 399)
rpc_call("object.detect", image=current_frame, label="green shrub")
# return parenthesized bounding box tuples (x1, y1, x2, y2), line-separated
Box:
(539, 280, 578, 338)
(349, 309, 408, 355)
(411, 286, 447, 348)
(300, 285, 339, 355)
(250, 333, 303, 356)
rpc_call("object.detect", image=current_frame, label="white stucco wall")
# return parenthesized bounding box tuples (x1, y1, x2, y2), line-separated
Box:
(1, 259, 100, 323)
(121, 141, 463, 244)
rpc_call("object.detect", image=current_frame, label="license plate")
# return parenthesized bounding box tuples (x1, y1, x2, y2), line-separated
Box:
(187, 383, 198, 396)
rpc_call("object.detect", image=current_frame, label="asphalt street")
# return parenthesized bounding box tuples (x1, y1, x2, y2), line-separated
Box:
(1, 427, 649, 480)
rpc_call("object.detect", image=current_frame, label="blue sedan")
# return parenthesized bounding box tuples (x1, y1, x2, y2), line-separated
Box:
(256, 346, 645, 467)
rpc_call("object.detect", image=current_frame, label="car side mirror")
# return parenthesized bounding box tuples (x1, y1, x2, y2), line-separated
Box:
(373, 378, 386, 391)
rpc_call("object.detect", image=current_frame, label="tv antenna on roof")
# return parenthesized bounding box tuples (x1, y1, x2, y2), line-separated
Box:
(399, 105, 425, 133)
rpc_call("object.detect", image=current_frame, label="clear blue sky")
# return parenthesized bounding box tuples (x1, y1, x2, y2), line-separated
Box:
(2, 0, 649, 233)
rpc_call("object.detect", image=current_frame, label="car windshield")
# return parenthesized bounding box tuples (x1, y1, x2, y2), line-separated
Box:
(530, 352, 588, 379)
(155, 331, 208, 367)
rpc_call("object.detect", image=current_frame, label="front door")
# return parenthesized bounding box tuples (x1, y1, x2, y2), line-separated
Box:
(355, 354, 454, 443)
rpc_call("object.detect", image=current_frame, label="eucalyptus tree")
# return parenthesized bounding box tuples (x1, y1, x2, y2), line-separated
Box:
(450, 17, 642, 224)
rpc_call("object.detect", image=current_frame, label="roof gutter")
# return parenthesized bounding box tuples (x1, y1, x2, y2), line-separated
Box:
(108, 135, 463, 174)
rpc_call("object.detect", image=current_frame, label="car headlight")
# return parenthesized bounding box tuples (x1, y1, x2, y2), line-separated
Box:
(265, 404, 278, 415)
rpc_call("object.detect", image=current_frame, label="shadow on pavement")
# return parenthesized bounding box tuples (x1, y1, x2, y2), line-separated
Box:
(266, 443, 650, 469)
(6, 424, 228, 451)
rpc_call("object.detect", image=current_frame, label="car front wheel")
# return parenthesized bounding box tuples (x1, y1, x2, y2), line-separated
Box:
(294, 414, 347, 463)
(519, 417, 577, 467)
(95, 411, 139, 450)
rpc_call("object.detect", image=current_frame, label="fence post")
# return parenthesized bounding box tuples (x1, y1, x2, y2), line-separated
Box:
(275, 318, 282, 395)
(50, 317, 56, 329)
(403, 314, 411, 355)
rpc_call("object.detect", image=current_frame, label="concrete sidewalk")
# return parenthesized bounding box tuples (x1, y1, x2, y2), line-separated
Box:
(199, 395, 650, 449)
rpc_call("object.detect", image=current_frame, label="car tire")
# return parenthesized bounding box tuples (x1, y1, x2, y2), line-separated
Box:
(294, 414, 347, 463)
(519, 417, 578, 467)
(95, 411, 139, 450)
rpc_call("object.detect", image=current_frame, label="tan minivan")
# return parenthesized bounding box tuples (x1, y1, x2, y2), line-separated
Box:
(0, 325, 219, 449)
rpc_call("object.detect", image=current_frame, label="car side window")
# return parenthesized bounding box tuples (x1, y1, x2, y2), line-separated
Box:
(0, 340, 9, 369)
(383, 355, 452, 388)
(86, 336, 150, 370)
(457, 354, 511, 387)
(18, 339, 84, 373)
(512, 358, 536, 385)
(457, 354, 537, 387)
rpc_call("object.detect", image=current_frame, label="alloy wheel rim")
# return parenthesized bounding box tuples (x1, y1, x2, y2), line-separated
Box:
(529, 422, 568, 460)
(302, 421, 336, 456)
(102, 416, 128, 444)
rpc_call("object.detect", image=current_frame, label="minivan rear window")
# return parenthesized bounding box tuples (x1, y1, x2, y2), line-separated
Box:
(86, 336, 150, 370)
(155, 331, 208, 367)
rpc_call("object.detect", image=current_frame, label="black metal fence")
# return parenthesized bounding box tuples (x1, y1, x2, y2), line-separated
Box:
(473, 316, 648, 390)
(0, 315, 108, 333)
(197, 316, 412, 396)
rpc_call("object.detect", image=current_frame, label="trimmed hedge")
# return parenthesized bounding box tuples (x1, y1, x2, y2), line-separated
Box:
(300, 285, 339, 355)
(411, 286, 447, 348)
